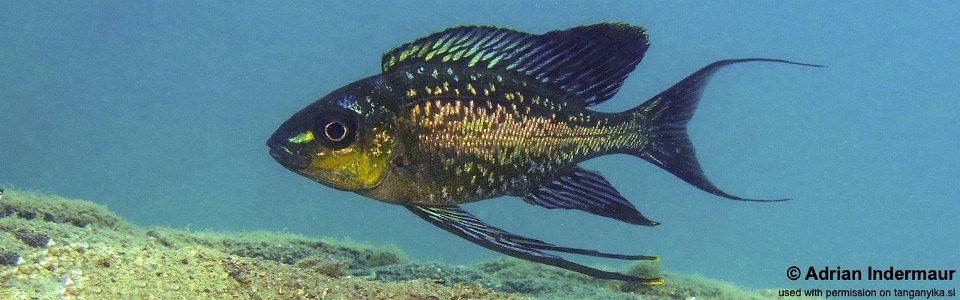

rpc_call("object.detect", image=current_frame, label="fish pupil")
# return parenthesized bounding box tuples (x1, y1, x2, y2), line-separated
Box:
(324, 121, 348, 142)
(313, 113, 357, 149)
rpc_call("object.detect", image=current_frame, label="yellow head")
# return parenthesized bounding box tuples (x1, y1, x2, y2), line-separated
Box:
(267, 82, 395, 191)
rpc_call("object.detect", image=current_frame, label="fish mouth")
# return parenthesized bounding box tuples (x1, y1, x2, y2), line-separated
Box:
(266, 136, 350, 189)
(266, 137, 310, 170)
(268, 149, 355, 191)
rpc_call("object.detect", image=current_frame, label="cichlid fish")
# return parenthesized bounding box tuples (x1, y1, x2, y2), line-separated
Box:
(267, 23, 819, 283)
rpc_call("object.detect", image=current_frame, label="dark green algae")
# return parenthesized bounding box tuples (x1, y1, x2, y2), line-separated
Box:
(0, 188, 817, 299)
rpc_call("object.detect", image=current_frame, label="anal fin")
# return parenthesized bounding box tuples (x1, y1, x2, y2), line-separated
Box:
(406, 205, 662, 283)
(522, 167, 658, 226)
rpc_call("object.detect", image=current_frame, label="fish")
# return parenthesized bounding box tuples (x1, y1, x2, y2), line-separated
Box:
(267, 23, 820, 283)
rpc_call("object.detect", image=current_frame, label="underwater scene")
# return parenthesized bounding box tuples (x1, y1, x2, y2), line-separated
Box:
(2, 1, 958, 299)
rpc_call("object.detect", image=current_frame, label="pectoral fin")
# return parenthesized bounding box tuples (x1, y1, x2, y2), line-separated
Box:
(406, 205, 662, 283)
(521, 167, 659, 226)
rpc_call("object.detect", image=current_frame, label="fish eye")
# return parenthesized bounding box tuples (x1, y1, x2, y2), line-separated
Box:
(314, 114, 357, 148)
(324, 121, 348, 142)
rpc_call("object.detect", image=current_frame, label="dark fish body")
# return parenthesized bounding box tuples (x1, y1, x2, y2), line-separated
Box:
(360, 64, 649, 206)
(267, 23, 819, 283)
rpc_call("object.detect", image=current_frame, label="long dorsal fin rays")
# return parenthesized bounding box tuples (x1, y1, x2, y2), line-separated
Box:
(521, 167, 659, 226)
(630, 58, 823, 202)
(406, 205, 663, 283)
(382, 23, 650, 106)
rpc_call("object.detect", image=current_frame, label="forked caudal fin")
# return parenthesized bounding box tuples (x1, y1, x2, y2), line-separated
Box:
(629, 58, 823, 202)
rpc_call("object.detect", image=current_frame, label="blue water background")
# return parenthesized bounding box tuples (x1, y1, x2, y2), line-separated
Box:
(2, 1, 958, 292)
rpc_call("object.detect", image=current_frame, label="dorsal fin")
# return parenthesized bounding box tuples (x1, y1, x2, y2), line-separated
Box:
(381, 23, 650, 106)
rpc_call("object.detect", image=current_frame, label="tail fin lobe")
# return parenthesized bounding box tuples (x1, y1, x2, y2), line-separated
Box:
(629, 58, 819, 202)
